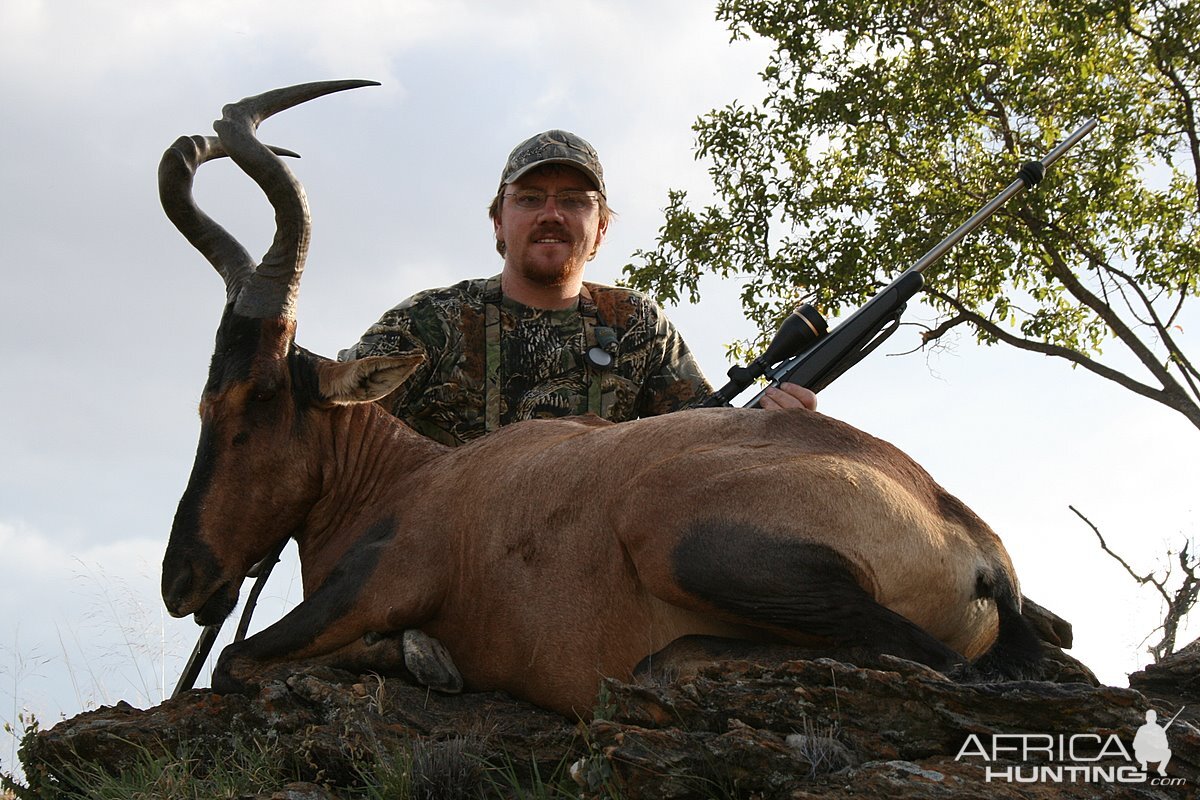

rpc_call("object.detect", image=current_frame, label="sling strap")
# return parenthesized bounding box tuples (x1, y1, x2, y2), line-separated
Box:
(483, 275, 608, 432)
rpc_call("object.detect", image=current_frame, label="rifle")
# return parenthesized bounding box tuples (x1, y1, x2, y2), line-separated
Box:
(700, 118, 1098, 409)
(171, 540, 286, 698)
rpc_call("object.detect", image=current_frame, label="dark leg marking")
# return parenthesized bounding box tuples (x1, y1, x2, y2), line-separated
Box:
(671, 521, 963, 671)
(213, 517, 398, 692)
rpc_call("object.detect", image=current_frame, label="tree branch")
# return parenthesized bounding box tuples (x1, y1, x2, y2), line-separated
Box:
(927, 288, 1179, 405)
(1033, 224, 1175, 381)
(1069, 504, 1199, 661)
(1101, 261, 1200, 395)
(1119, 1, 1200, 213)
(1069, 504, 1170, 604)
(1013, 214, 1200, 423)
(1009, 209, 1200, 402)
(918, 313, 970, 347)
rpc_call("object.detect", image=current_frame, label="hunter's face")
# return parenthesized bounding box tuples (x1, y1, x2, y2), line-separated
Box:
(494, 165, 607, 288)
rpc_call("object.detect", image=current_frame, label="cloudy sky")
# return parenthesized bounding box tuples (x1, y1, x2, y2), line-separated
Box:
(1, 0, 1196, 765)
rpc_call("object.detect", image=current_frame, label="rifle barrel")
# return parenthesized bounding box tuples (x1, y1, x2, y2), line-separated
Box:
(711, 117, 1098, 408)
(1041, 118, 1100, 169)
(907, 118, 1098, 276)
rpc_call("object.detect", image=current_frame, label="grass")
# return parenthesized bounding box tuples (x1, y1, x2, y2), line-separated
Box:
(2, 716, 302, 800)
(786, 717, 851, 778)
(0, 552, 228, 789)
(358, 735, 483, 800)
(4, 724, 603, 800)
(476, 747, 586, 799)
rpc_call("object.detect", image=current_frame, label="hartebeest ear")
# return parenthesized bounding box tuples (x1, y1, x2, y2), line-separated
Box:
(316, 354, 424, 405)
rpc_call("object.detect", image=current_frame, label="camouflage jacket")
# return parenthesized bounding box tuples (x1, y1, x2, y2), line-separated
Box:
(339, 277, 713, 446)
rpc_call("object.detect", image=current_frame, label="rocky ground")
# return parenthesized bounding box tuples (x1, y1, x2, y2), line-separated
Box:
(10, 639, 1200, 799)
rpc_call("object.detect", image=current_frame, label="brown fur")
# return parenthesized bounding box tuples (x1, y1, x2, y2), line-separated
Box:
(158, 81, 1027, 718)
(164, 345, 1019, 716)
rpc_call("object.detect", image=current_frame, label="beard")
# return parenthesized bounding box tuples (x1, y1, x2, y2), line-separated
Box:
(509, 225, 591, 286)
(519, 256, 580, 286)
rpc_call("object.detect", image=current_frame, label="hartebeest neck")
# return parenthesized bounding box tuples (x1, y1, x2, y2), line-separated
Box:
(296, 400, 448, 593)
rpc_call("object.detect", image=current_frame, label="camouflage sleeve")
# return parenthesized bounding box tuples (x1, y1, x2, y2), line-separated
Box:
(636, 303, 714, 416)
(337, 292, 444, 414)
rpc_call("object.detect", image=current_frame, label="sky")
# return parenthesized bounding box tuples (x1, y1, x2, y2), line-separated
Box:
(1, 0, 1196, 773)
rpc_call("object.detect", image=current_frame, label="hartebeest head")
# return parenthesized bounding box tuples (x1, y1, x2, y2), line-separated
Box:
(160, 81, 422, 625)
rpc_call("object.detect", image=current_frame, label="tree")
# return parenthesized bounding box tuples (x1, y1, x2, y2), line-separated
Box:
(627, 0, 1200, 429)
(1071, 506, 1198, 661)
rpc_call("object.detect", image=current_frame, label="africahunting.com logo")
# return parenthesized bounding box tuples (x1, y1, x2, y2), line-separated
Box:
(955, 707, 1188, 788)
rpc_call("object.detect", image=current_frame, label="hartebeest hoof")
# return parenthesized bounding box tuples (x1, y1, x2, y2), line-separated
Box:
(402, 629, 463, 694)
(212, 647, 254, 695)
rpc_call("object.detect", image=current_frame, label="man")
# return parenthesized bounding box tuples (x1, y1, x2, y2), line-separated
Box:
(340, 129, 815, 445)
(339, 130, 816, 691)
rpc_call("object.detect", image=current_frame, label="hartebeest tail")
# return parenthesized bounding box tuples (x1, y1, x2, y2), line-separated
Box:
(160, 82, 1048, 718)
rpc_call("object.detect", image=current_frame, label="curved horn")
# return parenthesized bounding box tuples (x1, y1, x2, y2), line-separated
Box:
(212, 79, 380, 319)
(158, 136, 301, 305)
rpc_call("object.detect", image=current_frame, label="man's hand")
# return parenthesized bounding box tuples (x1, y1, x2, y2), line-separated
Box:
(758, 382, 818, 412)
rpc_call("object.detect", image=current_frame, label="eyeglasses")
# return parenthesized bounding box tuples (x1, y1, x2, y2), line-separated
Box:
(504, 189, 600, 213)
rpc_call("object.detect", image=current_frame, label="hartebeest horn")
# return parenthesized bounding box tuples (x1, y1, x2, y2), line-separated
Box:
(160, 79, 379, 317)
(158, 135, 301, 305)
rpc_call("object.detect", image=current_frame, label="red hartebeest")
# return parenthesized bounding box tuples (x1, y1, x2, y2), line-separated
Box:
(160, 81, 1046, 717)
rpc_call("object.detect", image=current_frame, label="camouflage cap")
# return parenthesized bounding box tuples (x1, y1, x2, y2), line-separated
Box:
(499, 130, 606, 197)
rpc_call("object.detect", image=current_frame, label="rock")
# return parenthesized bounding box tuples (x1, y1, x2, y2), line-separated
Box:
(1129, 637, 1200, 708)
(16, 666, 578, 798)
(15, 646, 1200, 799)
(580, 656, 1198, 797)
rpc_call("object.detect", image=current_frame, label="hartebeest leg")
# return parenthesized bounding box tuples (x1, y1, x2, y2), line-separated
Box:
(226, 629, 462, 693)
(332, 630, 464, 693)
(643, 521, 965, 671)
(211, 533, 432, 693)
(213, 595, 382, 693)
